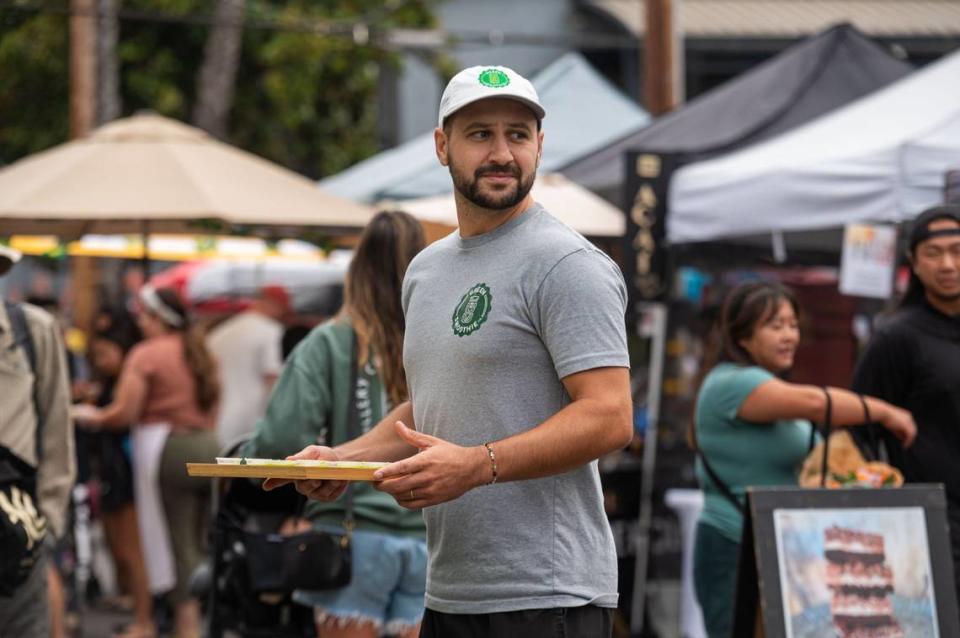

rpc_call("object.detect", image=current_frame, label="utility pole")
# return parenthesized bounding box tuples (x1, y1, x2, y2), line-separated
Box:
(643, 0, 682, 116)
(70, 0, 97, 138)
(70, 0, 99, 336)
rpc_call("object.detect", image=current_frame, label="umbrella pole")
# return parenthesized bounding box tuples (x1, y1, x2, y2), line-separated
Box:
(141, 220, 151, 282)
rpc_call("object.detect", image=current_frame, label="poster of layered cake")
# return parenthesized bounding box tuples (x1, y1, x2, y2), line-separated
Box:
(773, 507, 939, 638)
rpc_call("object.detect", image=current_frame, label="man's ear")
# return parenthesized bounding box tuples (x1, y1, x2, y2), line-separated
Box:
(434, 127, 449, 167)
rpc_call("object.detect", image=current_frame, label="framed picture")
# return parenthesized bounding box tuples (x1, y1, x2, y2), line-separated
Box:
(733, 485, 959, 638)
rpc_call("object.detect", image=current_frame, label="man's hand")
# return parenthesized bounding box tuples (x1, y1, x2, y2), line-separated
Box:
(372, 421, 489, 510)
(262, 445, 349, 501)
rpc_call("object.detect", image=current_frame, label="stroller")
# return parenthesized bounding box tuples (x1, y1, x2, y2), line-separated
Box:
(198, 442, 316, 638)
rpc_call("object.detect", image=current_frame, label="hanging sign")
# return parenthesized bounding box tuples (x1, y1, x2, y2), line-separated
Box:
(839, 223, 897, 299)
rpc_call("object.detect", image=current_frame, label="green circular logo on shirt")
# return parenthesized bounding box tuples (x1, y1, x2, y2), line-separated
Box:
(478, 69, 510, 88)
(452, 283, 492, 337)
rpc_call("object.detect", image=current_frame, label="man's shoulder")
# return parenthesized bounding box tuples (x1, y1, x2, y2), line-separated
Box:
(17, 301, 58, 332)
(13, 302, 63, 356)
(407, 232, 455, 271)
(872, 308, 923, 343)
(212, 311, 278, 337)
(532, 208, 619, 271)
(527, 206, 593, 252)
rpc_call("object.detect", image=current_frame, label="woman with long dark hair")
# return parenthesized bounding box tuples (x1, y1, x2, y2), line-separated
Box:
(691, 282, 917, 638)
(244, 210, 427, 638)
(76, 286, 219, 638)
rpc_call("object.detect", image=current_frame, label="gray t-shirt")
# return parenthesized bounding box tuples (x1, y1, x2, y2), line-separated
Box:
(402, 204, 629, 614)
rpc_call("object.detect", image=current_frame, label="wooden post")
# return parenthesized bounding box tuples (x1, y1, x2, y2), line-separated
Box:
(70, 0, 99, 337)
(70, 0, 97, 138)
(643, 0, 679, 116)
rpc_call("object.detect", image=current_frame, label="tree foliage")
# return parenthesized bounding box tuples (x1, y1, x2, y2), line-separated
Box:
(0, 0, 439, 178)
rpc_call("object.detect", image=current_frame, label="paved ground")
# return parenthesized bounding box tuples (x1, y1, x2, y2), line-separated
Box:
(67, 601, 134, 638)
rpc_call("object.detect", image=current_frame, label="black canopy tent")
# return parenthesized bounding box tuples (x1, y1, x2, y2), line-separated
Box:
(563, 22, 913, 205)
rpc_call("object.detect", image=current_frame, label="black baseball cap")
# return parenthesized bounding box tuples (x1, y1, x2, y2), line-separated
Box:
(908, 205, 960, 252)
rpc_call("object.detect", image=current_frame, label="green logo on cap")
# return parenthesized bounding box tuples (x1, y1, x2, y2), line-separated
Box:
(478, 69, 510, 89)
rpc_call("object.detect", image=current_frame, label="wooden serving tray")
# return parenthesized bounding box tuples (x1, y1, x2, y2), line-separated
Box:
(186, 461, 386, 482)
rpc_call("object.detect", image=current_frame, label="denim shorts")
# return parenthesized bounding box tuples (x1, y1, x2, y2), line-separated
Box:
(293, 528, 427, 635)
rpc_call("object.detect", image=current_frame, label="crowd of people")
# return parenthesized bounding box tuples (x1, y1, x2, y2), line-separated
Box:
(0, 64, 958, 638)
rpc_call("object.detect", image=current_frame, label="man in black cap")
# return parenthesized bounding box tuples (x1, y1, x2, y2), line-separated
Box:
(852, 204, 960, 598)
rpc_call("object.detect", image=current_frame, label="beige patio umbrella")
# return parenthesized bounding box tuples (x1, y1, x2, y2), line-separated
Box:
(0, 112, 374, 236)
(383, 173, 626, 240)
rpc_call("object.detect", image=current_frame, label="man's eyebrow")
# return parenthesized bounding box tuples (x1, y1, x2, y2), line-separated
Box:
(462, 121, 534, 132)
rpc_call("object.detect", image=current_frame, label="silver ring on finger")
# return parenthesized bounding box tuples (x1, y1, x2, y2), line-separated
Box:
(410, 489, 415, 500)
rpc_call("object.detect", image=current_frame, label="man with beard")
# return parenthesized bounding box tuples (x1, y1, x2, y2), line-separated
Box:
(852, 205, 960, 601)
(266, 65, 632, 637)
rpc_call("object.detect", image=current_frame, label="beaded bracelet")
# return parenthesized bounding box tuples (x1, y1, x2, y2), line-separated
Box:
(483, 442, 498, 485)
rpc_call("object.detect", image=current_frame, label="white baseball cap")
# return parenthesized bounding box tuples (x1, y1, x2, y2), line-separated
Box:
(438, 65, 546, 128)
(0, 245, 22, 277)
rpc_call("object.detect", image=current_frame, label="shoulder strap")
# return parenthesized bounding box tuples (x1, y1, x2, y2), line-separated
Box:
(4, 301, 42, 464)
(697, 448, 745, 515)
(691, 423, 744, 515)
(857, 394, 883, 462)
(819, 387, 832, 488)
(340, 329, 361, 528)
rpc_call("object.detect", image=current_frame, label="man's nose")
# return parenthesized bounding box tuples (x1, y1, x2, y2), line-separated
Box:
(488, 133, 513, 164)
(939, 250, 960, 271)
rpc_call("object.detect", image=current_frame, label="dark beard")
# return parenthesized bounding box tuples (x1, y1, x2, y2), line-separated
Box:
(449, 159, 535, 211)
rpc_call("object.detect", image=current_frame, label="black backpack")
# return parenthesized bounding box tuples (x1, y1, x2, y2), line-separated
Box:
(0, 301, 47, 597)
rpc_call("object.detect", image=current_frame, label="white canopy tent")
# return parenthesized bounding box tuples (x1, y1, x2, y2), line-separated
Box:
(385, 173, 625, 238)
(668, 48, 960, 245)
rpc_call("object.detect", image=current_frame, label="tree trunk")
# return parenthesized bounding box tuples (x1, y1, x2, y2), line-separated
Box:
(96, 0, 121, 125)
(192, 0, 246, 139)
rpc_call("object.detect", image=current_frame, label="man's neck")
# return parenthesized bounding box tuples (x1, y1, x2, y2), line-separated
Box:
(924, 291, 960, 317)
(455, 192, 534, 238)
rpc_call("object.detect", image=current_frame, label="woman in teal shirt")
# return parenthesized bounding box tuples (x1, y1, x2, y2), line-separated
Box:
(244, 211, 427, 638)
(692, 282, 917, 638)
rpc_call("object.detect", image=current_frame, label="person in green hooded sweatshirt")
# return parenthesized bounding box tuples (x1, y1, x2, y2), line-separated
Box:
(242, 210, 427, 638)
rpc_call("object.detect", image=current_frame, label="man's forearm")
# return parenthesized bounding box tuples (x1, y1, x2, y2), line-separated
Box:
(335, 401, 419, 462)
(486, 396, 632, 484)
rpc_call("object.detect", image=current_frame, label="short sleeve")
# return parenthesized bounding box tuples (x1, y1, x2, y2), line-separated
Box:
(259, 327, 284, 377)
(532, 248, 629, 380)
(703, 365, 775, 421)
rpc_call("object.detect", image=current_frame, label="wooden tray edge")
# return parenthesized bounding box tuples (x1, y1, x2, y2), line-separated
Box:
(186, 463, 378, 481)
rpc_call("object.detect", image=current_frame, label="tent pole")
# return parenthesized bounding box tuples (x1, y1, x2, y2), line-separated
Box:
(630, 301, 668, 635)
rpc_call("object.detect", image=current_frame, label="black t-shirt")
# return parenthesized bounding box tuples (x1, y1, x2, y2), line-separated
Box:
(852, 300, 960, 576)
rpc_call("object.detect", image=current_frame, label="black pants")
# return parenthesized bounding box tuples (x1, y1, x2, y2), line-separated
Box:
(420, 606, 613, 638)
